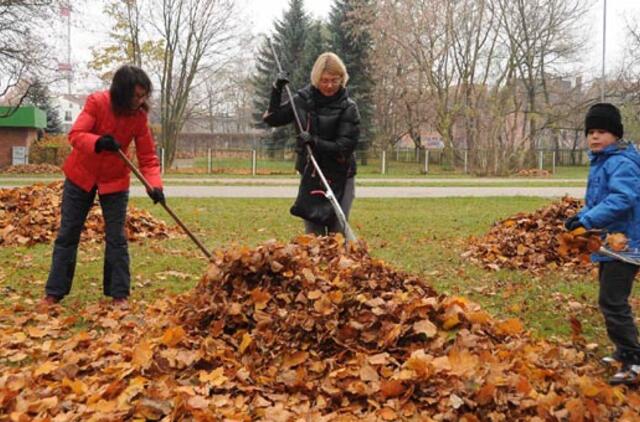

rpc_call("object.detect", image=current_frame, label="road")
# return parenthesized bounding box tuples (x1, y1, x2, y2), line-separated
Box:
(127, 185, 585, 198)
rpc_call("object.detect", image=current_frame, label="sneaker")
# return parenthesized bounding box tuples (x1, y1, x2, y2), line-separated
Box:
(601, 355, 621, 366)
(609, 364, 640, 386)
(39, 295, 61, 306)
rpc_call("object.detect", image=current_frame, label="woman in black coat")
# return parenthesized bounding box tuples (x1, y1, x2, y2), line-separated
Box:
(263, 52, 360, 236)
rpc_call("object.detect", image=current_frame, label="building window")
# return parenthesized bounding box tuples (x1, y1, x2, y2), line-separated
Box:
(65, 111, 72, 122)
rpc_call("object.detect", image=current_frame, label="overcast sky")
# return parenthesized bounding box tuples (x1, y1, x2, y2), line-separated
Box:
(52, 0, 640, 93)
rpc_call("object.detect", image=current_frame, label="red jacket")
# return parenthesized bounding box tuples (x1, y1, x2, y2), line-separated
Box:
(62, 91, 162, 194)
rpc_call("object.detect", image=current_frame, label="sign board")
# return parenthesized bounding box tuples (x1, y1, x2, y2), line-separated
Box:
(12, 146, 28, 166)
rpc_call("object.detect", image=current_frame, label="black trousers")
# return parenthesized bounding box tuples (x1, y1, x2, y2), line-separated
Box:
(45, 179, 130, 299)
(599, 260, 640, 364)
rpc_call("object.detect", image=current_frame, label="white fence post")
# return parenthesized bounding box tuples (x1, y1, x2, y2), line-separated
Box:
(251, 149, 257, 176)
(552, 151, 556, 174)
(207, 148, 212, 174)
(424, 150, 429, 174)
(464, 150, 468, 174)
(381, 150, 387, 175)
(538, 150, 543, 170)
(160, 148, 165, 174)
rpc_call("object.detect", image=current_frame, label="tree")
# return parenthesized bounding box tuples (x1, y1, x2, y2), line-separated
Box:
(0, 1, 57, 116)
(328, 0, 374, 160)
(251, 0, 313, 155)
(153, 0, 241, 165)
(497, 0, 588, 166)
(24, 80, 62, 134)
(88, 0, 164, 83)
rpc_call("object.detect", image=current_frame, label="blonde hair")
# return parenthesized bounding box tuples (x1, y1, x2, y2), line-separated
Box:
(310, 52, 349, 88)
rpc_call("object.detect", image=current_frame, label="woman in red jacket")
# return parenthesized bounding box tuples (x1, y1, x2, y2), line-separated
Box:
(41, 65, 164, 307)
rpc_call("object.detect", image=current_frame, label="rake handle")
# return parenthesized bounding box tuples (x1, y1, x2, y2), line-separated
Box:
(118, 149, 212, 259)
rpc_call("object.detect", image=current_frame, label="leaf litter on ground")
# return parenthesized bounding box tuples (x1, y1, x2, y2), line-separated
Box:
(0, 182, 179, 246)
(1, 235, 639, 420)
(462, 196, 596, 274)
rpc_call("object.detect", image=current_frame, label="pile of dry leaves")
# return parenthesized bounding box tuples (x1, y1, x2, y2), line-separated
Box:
(462, 196, 589, 273)
(1, 164, 62, 174)
(1, 235, 638, 420)
(514, 169, 551, 177)
(0, 182, 177, 246)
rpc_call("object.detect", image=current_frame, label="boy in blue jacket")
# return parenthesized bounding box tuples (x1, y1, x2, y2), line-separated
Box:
(565, 103, 640, 385)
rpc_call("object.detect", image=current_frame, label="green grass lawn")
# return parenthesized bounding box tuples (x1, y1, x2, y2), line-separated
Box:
(0, 197, 609, 353)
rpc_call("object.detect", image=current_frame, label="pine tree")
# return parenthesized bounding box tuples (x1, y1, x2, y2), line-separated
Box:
(25, 80, 63, 134)
(251, 0, 312, 154)
(301, 20, 329, 81)
(328, 0, 374, 160)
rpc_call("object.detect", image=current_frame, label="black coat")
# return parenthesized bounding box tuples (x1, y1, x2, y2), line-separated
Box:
(263, 84, 360, 178)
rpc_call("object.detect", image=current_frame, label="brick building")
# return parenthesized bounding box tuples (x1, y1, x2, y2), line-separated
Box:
(0, 106, 46, 168)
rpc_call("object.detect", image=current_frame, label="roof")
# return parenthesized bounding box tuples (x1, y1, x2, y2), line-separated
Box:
(0, 106, 47, 129)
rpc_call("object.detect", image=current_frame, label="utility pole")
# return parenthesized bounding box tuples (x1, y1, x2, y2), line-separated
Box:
(601, 0, 606, 102)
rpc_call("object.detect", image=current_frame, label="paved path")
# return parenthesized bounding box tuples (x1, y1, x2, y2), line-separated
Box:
(0, 176, 583, 185)
(126, 185, 585, 198)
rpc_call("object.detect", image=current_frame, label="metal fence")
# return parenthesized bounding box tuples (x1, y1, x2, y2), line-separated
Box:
(158, 147, 591, 176)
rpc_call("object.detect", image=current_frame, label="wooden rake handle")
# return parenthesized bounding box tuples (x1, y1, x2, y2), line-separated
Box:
(118, 149, 212, 259)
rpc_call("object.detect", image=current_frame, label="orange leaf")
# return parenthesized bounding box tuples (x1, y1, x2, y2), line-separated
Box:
(239, 332, 252, 354)
(413, 319, 437, 338)
(282, 351, 309, 369)
(380, 379, 405, 398)
(34, 361, 57, 377)
(495, 318, 524, 336)
(161, 326, 186, 347)
(132, 340, 153, 369)
(250, 288, 271, 310)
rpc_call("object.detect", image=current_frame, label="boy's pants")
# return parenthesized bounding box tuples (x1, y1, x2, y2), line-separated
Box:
(45, 179, 130, 299)
(304, 177, 355, 236)
(599, 260, 640, 364)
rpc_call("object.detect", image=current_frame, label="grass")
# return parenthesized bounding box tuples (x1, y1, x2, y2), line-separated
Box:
(0, 196, 609, 352)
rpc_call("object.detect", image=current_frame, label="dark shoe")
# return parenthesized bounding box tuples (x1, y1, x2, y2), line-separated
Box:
(112, 297, 129, 309)
(39, 295, 61, 306)
(609, 364, 640, 386)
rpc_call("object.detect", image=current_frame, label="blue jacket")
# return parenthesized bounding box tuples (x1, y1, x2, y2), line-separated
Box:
(578, 141, 640, 262)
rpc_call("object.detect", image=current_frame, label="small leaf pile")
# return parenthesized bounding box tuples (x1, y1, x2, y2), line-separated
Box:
(514, 169, 551, 177)
(2, 236, 638, 420)
(462, 196, 588, 273)
(1, 164, 62, 174)
(0, 182, 177, 246)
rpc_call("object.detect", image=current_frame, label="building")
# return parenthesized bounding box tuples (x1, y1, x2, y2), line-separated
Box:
(0, 106, 46, 168)
(51, 94, 87, 132)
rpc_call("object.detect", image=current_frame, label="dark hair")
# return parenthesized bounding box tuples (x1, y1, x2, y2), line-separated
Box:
(109, 64, 152, 115)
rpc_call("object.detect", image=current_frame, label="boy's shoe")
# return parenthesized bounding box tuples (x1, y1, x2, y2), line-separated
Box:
(609, 364, 640, 386)
(601, 355, 621, 366)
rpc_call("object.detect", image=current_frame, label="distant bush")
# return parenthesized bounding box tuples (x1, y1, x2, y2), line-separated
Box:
(29, 134, 71, 165)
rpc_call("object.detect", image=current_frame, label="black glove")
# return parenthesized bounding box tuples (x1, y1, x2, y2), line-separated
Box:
(273, 71, 290, 90)
(298, 131, 316, 148)
(95, 135, 121, 153)
(564, 215, 583, 231)
(147, 187, 165, 204)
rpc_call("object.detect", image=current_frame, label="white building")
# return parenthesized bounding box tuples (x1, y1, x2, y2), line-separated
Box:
(51, 94, 87, 132)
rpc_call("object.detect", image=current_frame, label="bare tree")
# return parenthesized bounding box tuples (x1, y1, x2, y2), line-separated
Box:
(152, 0, 240, 165)
(0, 0, 58, 116)
(497, 0, 588, 166)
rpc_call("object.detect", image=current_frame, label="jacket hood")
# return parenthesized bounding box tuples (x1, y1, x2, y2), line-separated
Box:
(589, 141, 640, 169)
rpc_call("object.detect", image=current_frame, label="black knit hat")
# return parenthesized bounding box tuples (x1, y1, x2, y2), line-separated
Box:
(584, 103, 623, 138)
